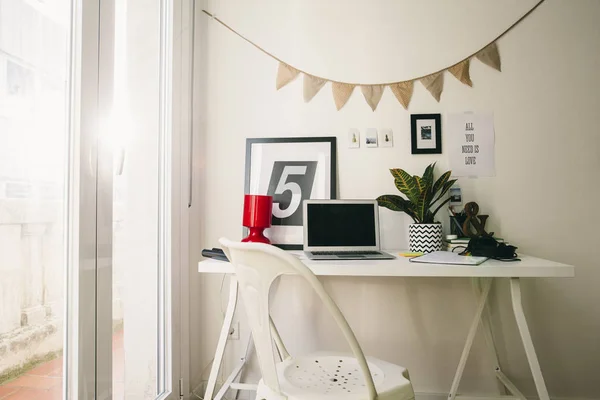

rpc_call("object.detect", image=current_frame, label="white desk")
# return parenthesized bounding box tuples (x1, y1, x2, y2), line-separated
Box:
(198, 251, 574, 400)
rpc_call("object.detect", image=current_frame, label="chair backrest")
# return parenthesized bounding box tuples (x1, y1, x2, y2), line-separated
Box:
(219, 238, 377, 400)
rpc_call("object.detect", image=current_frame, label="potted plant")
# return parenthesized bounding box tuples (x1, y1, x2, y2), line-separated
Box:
(377, 163, 456, 253)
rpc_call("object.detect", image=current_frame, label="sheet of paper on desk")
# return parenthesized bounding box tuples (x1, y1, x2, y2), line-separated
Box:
(409, 251, 488, 265)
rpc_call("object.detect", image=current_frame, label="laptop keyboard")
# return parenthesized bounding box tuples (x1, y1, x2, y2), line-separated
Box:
(312, 251, 382, 255)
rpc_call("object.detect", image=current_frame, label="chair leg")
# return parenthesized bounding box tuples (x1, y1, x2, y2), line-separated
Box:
(204, 277, 239, 400)
(449, 278, 492, 400)
(510, 278, 550, 400)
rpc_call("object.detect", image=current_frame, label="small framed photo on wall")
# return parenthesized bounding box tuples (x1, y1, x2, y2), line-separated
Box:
(411, 114, 442, 154)
(245, 137, 337, 249)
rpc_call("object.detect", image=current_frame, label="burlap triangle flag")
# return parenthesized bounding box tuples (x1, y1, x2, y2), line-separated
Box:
(275, 62, 300, 90)
(331, 82, 355, 110)
(303, 75, 327, 102)
(449, 60, 473, 87)
(420, 72, 444, 102)
(476, 42, 501, 72)
(389, 81, 414, 109)
(361, 85, 385, 111)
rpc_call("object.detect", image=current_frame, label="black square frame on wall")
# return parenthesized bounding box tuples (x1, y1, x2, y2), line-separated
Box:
(411, 113, 442, 154)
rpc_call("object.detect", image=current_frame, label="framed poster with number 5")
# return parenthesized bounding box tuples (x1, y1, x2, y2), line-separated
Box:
(245, 137, 337, 249)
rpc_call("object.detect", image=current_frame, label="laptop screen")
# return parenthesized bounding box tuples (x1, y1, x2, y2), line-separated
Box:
(305, 202, 377, 247)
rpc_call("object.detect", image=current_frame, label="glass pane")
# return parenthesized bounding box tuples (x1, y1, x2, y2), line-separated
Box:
(0, 0, 71, 399)
(111, 0, 164, 398)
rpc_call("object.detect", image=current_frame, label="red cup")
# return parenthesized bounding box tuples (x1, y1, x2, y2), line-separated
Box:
(242, 194, 273, 243)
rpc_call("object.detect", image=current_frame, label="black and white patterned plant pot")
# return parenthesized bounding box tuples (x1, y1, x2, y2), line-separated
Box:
(408, 223, 443, 253)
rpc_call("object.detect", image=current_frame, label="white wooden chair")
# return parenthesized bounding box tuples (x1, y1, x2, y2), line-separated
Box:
(219, 238, 415, 400)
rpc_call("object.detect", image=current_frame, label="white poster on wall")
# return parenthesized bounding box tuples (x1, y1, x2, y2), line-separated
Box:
(448, 112, 496, 177)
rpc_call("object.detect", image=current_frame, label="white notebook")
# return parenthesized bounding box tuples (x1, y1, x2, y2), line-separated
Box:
(409, 251, 488, 265)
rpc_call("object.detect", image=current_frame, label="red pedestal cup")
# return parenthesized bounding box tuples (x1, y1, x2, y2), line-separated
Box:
(241, 194, 273, 244)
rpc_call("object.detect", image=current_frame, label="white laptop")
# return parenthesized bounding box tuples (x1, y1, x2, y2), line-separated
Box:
(303, 199, 395, 260)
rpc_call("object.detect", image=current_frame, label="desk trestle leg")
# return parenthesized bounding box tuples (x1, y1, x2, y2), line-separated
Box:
(204, 278, 239, 400)
(510, 278, 550, 400)
(474, 279, 526, 400)
(203, 279, 283, 400)
(449, 278, 493, 400)
(450, 278, 550, 400)
(214, 333, 254, 400)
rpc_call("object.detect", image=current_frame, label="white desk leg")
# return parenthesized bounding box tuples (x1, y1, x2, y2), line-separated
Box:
(510, 278, 550, 400)
(215, 332, 253, 400)
(471, 279, 506, 395)
(449, 278, 492, 400)
(467, 279, 527, 400)
(204, 277, 239, 400)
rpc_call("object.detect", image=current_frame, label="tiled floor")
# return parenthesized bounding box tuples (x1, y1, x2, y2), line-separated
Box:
(0, 330, 124, 400)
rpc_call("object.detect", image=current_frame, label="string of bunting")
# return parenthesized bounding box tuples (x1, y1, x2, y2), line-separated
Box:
(202, 0, 544, 111)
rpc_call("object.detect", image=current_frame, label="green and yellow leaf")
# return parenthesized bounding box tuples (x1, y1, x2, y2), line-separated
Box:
(376, 195, 417, 222)
(433, 171, 452, 195)
(414, 176, 425, 194)
(415, 189, 429, 222)
(432, 179, 457, 206)
(439, 179, 457, 198)
(422, 163, 435, 188)
(393, 170, 420, 203)
(389, 168, 407, 180)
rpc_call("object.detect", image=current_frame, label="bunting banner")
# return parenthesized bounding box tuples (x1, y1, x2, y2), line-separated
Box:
(476, 43, 502, 72)
(275, 63, 299, 90)
(203, 0, 544, 111)
(449, 60, 473, 87)
(389, 81, 414, 110)
(361, 85, 385, 111)
(303, 74, 326, 102)
(331, 82, 355, 111)
(420, 71, 445, 103)
(276, 49, 495, 110)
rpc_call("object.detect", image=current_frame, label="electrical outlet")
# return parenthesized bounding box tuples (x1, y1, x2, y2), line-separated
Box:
(228, 321, 240, 340)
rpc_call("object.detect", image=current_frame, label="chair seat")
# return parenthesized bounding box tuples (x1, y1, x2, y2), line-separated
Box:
(255, 352, 414, 400)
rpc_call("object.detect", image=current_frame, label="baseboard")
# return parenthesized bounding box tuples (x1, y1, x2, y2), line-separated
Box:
(185, 390, 596, 400)
(415, 393, 445, 400)
(415, 392, 598, 400)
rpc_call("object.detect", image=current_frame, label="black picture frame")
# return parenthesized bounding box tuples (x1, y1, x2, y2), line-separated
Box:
(411, 113, 442, 154)
(244, 137, 337, 250)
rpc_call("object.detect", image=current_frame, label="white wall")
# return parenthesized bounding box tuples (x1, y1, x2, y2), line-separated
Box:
(190, 0, 600, 397)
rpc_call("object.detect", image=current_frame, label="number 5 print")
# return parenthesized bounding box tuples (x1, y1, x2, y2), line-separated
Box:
(267, 161, 317, 226)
